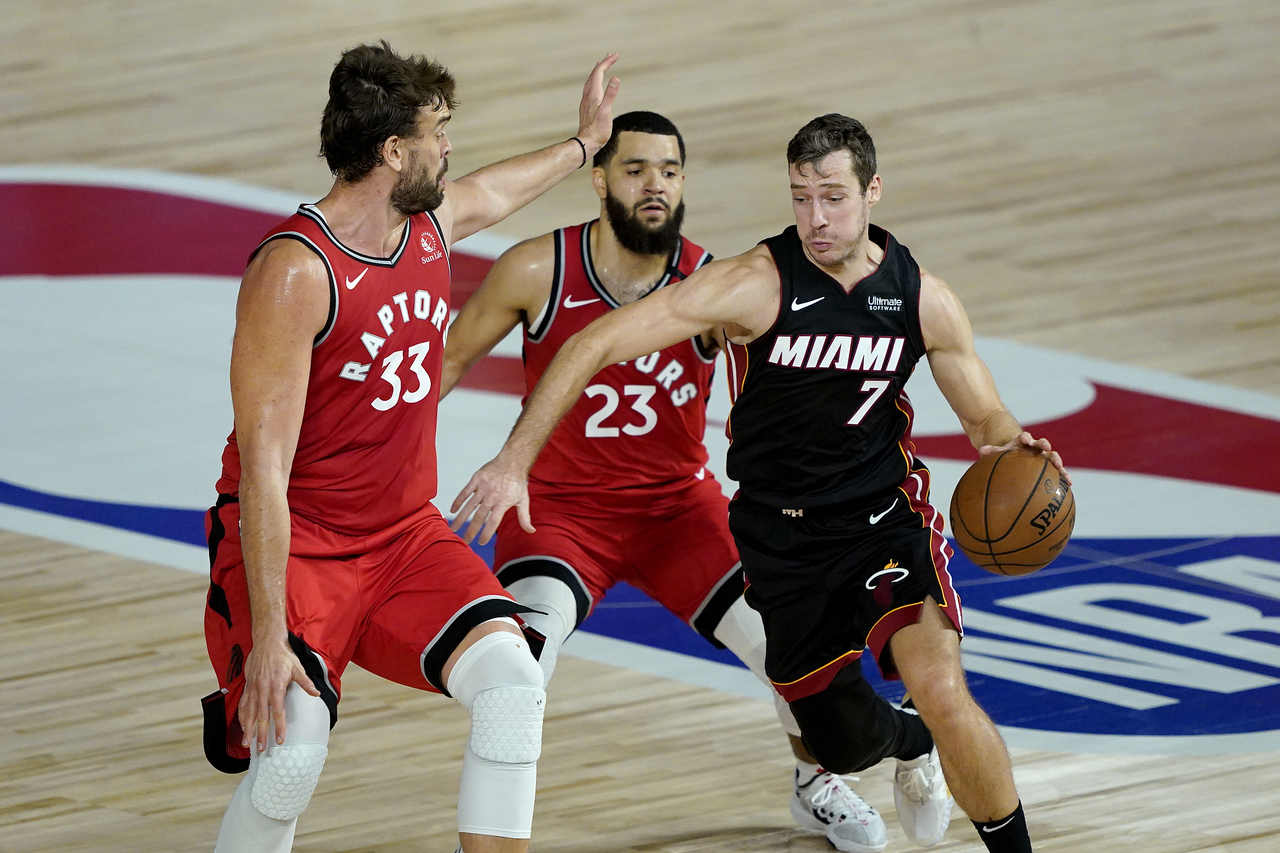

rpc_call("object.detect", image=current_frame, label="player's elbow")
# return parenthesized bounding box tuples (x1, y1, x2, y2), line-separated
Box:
(563, 324, 615, 372)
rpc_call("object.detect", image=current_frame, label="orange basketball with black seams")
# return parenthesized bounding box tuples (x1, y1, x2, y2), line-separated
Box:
(948, 449, 1075, 576)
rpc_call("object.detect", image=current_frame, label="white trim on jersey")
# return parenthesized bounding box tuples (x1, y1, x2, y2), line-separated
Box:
(296, 203, 411, 267)
(252, 231, 340, 347)
(689, 251, 719, 363)
(495, 554, 594, 610)
(688, 560, 744, 630)
(692, 334, 719, 364)
(580, 220, 685, 309)
(525, 229, 565, 344)
(419, 594, 526, 672)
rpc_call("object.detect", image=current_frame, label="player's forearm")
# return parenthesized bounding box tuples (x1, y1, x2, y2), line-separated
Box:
(440, 317, 515, 399)
(967, 408, 1022, 451)
(457, 137, 591, 231)
(238, 472, 292, 643)
(500, 328, 610, 470)
(439, 354, 466, 399)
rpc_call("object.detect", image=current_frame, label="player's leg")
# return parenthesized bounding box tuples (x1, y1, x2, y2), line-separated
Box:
(712, 596, 888, 853)
(888, 599, 1030, 852)
(213, 681, 333, 852)
(493, 505, 605, 687)
(631, 479, 885, 853)
(353, 514, 545, 852)
(863, 493, 977, 848)
(443, 618, 545, 853)
(202, 498, 348, 852)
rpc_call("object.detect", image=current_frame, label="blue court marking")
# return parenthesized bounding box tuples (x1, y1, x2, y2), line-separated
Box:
(7, 478, 1278, 737)
(0, 479, 206, 546)
(578, 537, 1280, 737)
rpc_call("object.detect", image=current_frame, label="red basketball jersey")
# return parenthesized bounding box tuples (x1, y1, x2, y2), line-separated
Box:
(523, 221, 717, 498)
(216, 204, 453, 541)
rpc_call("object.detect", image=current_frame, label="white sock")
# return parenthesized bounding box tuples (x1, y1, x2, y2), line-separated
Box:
(795, 758, 822, 782)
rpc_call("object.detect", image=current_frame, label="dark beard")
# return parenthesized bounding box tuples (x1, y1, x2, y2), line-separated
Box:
(391, 159, 446, 215)
(604, 193, 685, 256)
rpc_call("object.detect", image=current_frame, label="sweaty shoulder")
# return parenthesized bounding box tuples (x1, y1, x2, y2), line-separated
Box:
(486, 232, 557, 318)
(239, 238, 331, 337)
(686, 244, 780, 344)
(917, 268, 970, 353)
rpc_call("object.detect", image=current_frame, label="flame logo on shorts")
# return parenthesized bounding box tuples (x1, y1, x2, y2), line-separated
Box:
(865, 558, 910, 590)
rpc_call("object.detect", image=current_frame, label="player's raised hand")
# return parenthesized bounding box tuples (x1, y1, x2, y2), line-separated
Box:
(450, 453, 535, 545)
(575, 53, 621, 154)
(980, 430, 1069, 484)
(238, 637, 321, 753)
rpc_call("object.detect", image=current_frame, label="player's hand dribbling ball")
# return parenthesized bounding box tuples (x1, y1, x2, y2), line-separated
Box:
(949, 449, 1075, 575)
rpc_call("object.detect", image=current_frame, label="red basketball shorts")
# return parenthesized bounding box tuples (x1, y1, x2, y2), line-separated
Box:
(201, 495, 526, 772)
(493, 474, 744, 644)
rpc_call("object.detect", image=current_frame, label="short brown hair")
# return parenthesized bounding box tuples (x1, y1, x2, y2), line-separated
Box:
(786, 114, 877, 192)
(319, 41, 457, 182)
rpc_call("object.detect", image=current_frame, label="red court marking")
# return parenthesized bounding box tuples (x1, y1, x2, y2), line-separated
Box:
(910, 383, 1280, 495)
(0, 183, 490, 301)
(7, 179, 1277, 496)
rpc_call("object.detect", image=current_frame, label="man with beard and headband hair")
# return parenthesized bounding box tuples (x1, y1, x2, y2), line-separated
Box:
(440, 111, 904, 853)
(199, 41, 620, 853)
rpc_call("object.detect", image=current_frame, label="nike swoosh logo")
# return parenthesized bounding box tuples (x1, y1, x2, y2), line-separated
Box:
(345, 268, 368, 290)
(563, 295, 601, 309)
(982, 815, 1017, 834)
(791, 296, 824, 311)
(868, 497, 898, 525)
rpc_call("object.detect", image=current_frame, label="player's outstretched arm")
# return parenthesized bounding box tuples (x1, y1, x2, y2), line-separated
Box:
(438, 54, 620, 245)
(440, 235, 553, 398)
(229, 241, 324, 753)
(449, 249, 777, 545)
(921, 271, 1067, 479)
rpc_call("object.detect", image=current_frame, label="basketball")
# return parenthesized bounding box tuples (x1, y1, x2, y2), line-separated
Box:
(949, 449, 1075, 576)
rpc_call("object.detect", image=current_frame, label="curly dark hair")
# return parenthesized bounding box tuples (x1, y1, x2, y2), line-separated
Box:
(319, 40, 457, 183)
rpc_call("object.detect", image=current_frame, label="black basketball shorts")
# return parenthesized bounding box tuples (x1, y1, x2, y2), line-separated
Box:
(728, 488, 962, 702)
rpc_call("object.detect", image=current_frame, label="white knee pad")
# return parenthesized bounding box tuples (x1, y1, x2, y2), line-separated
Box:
(249, 684, 331, 821)
(447, 627, 546, 838)
(448, 628, 546, 761)
(714, 596, 801, 738)
(504, 574, 579, 687)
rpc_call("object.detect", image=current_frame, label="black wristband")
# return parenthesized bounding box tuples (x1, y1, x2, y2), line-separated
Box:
(570, 136, 587, 168)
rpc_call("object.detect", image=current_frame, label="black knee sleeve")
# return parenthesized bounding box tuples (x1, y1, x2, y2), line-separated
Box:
(789, 667, 929, 773)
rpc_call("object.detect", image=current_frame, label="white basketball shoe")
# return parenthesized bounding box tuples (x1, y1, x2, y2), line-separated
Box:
(893, 697, 954, 846)
(791, 767, 888, 853)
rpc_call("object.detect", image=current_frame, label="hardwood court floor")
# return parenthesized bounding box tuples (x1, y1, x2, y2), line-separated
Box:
(1, 0, 1278, 850)
(4, 531, 1279, 851)
(3, 0, 1276, 391)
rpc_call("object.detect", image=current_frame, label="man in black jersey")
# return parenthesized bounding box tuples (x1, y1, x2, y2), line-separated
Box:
(452, 113, 1066, 853)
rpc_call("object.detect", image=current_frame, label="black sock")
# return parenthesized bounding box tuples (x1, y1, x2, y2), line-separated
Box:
(973, 801, 1032, 853)
(894, 708, 934, 760)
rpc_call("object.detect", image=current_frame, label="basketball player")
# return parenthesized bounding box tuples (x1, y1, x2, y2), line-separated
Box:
(441, 110, 902, 853)
(451, 114, 1069, 853)
(199, 42, 619, 853)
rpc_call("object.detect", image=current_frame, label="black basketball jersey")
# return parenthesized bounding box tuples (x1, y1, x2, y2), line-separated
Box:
(724, 224, 928, 507)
